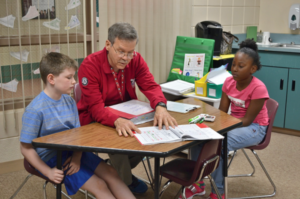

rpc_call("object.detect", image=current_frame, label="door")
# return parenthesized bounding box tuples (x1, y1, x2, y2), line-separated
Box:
(254, 66, 288, 128)
(285, 69, 300, 130)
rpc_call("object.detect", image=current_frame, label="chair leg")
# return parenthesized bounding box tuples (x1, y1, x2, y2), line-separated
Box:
(228, 149, 255, 177)
(43, 181, 48, 199)
(52, 184, 72, 199)
(9, 174, 33, 199)
(79, 188, 96, 199)
(159, 179, 172, 198)
(208, 175, 223, 199)
(228, 150, 276, 199)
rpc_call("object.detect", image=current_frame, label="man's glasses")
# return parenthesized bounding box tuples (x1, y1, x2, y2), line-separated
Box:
(111, 45, 136, 59)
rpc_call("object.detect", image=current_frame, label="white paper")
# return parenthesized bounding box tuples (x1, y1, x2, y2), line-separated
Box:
(207, 64, 232, 85)
(109, 100, 153, 116)
(167, 101, 200, 113)
(183, 54, 205, 78)
(197, 87, 203, 95)
(10, 50, 29, 62)
(209, 88, 216, 97)
(160, 80, 194, 95)
(175, 124, 224, 140)
(0, 79, 19, 92)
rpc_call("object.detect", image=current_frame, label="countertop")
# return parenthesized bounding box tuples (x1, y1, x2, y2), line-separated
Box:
(232, 43, 300, 54)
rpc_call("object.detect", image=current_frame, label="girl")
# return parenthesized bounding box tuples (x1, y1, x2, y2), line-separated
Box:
(182, 39, 270, 199)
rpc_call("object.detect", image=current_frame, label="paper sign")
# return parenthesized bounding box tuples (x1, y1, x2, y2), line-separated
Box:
(183, 54, 205, 78)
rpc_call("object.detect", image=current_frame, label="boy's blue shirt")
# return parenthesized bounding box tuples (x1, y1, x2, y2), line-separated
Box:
(20, 91, 80, 162)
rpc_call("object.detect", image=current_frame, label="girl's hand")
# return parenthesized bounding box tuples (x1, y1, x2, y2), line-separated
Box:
(63, 152, 82, 175)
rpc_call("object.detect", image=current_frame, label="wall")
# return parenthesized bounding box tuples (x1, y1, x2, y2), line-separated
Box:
(191, 0, 260, 35)
(259, 0, 300, 34)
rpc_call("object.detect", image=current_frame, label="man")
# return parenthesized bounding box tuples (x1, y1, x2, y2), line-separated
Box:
(77, 22, 177, 194)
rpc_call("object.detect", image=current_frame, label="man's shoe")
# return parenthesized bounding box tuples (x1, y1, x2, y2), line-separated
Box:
(179, 182, 205, 199)
(209, 192, 225, 199)
(128, 175, 148, 194)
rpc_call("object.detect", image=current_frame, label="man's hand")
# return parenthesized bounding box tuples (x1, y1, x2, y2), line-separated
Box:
(47, 167, 64, 184)
(153, 106, 178, 130)
(114, 118, 141, 137)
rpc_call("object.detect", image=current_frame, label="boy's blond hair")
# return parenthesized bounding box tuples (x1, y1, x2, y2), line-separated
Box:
(40, 52, 78, 84)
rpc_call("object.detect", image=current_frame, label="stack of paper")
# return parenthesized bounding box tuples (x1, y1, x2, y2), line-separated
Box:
(160, 80, 195, 96)
(107, 100, 154, 125)
(206, 65, 232, 85)
(167, 101, 200, 113)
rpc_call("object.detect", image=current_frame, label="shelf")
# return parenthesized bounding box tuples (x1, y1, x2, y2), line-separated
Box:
(0, 33, 92, 47)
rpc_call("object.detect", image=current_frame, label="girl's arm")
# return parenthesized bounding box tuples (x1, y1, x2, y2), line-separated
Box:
(20, 142, 64, 184)
(240, 98, 266, 126)
(219, 91, 231, 113)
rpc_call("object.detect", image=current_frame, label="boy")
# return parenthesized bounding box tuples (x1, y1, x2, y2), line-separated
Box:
(20, 52, 135, 199)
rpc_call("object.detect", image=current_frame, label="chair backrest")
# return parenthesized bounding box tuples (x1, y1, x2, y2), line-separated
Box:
(73, 83, 82, 103)
(248, 98, 279, 150)
(189, 139, 222, 185)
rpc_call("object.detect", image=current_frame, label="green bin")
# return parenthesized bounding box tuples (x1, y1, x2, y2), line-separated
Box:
(207, 83, 223, 99)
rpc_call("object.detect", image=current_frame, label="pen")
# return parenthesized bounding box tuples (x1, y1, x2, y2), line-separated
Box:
(198, 117, 205, 124)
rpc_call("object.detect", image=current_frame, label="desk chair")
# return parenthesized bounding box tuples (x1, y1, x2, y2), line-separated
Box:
(159, 139, 223, 199)
(10, 159, 95, 199)
(227, 98, 278, 199)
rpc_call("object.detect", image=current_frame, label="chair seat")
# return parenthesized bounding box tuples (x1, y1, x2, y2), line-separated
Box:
(160, 158, 196, 187)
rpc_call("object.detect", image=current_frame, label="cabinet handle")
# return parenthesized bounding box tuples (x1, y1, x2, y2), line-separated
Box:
(280, 79, 284, 90)
(292, 80, 296, 91)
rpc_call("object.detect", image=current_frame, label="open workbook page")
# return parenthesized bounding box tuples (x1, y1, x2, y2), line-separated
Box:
(134, 124, 223, 145)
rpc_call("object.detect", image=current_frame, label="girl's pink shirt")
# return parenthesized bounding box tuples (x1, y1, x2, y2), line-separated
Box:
(222, 76, 269, 126)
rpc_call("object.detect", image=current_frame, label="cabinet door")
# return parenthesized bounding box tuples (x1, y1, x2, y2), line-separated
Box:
(285, 69, 300, 130)
(254, 66, 288, 128)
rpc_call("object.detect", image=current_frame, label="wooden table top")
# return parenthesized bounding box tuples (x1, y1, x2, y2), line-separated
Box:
(32, 98, 242, 157)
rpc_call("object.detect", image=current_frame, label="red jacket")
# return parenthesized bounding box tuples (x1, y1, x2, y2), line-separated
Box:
(77, 47, 167, 127)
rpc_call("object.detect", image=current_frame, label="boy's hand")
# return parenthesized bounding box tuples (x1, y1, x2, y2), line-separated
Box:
(63, 153, 81, 176)
(48, 168, 64, 184)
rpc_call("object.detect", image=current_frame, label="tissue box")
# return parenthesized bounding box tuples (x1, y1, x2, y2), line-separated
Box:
(195, 80, 207, 97)
(207, 83, 223, 99)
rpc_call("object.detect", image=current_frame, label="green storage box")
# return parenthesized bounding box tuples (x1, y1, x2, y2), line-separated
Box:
(207, 83, 223, 99)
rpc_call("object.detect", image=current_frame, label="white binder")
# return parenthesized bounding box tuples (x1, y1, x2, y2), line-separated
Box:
(167, 101, 200, 113)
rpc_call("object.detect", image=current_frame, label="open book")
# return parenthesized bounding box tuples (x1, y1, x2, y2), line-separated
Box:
(106, 100, 154, 125)
(134, 123, 224, 145)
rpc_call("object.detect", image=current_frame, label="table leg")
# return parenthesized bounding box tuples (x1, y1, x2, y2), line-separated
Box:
(56, 150, 62, 199)
(223, 133, 228, 199)
(154, 157, 160, 199)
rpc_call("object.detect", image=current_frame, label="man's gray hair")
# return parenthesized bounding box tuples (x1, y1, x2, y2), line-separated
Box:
(108, 22, 138, 45)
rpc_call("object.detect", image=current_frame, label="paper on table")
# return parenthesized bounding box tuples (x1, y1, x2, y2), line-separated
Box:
(207, 65, 232, 85)
(108, 100, 153, 116)
(167, 101, 200, 113)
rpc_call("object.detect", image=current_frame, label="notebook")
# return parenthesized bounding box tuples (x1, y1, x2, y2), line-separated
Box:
(107, 100, 155, 125)
(167, 101, 200, 113)
(160, 80, 195, 96)
(134, 123, 224, 145)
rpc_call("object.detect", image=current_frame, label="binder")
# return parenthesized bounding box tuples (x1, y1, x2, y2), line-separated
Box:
(107, 100, 155, 125)
(167, 101, 200, 113)
(160, 79, 194, 96)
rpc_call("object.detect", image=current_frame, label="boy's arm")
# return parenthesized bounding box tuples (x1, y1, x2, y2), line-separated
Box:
(20, 142, 64, 184)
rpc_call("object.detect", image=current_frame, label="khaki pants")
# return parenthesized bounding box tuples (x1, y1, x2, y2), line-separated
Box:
(108, 153, 143, 185)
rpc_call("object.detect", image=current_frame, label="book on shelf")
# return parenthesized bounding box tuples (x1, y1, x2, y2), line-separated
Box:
(134, 123, 224, 145)
(106, 99, 155, 125)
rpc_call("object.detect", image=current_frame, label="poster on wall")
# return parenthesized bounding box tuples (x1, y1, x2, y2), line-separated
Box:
(22, 0, 56, 20)
(183, 54, 205, 78)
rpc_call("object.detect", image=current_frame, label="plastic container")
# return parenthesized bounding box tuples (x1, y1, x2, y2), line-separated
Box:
(207, 83, 223, 99)
(195, 73, 209, 97)
(257, 30, 263, 43)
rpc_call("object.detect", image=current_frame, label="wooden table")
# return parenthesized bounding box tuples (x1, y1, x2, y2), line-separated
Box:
(32, 98, 242, 199)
